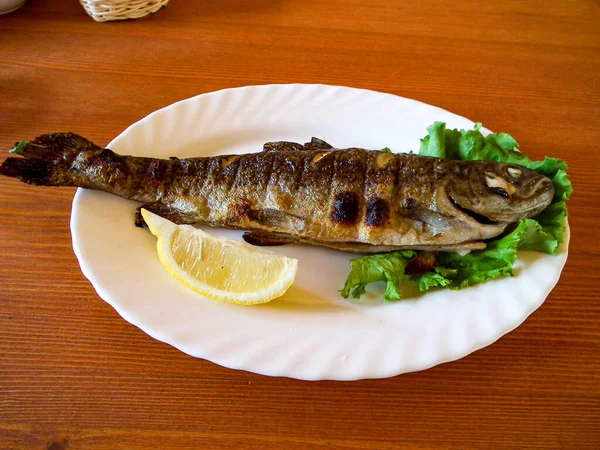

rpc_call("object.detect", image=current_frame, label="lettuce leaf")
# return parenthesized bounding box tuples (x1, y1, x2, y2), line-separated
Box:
(531, 169, 572, 244)
(419, 121, 448, 157)
(435, 220, 526, 289)
(340, 221, 528, 300)
(412, 267, 456, 291)
(9, 140, 26, 155)
(517, 218, 558, 255)
(340, 251, 415, 302)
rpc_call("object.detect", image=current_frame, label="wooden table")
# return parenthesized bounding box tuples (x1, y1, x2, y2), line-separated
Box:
(1, 1, 598, 448)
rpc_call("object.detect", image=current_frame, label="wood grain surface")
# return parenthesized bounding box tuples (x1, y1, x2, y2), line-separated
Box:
(1, 1, 599, 449)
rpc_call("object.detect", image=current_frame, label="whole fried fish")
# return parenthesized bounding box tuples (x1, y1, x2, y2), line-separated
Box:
(0, 133, 554, 253)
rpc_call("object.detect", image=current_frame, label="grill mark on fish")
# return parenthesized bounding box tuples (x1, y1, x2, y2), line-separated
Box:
(331, 191, 360, 225)
(389, 155, 405, 238)
(292, 152, 306, 198)
(260, 152, 277, 210)
(322, 151, 337, 233)
(265, 153, 284, 210)
(223, 155, 246, 220)
(153, 159, 172, 201)
(359, 152, 371, 229)
(304, 151, 334, 191)
(227, 154, 248, 193)
(289, 151, 310, 211)
(359, 151, 397, 242)
(182, 157, 210, 218)
(298, 150, 333, 235)
(281, 153, 300, 205)
(365, 196, 390, 227)
(220, 155, 241, 191)
(329, 150, 367, 236)
(195, 158, 219, 219)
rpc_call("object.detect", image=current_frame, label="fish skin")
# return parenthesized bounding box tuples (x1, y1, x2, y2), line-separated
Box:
(0, 132, 555, 253)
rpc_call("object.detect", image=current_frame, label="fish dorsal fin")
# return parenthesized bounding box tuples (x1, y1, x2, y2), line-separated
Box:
(242, 231, 293, 246)
(304, 137, 334, 150)
(262, 141, 305, 152)
(246, 208, 306, 231)
(262, 138, 334, 152)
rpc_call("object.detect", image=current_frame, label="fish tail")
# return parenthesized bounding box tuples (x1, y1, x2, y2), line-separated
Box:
(0, 157, 60, 186)
(0, 132, 101, 186)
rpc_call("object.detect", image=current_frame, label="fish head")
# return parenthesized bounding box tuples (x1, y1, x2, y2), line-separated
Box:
(445, 162, 555, 224)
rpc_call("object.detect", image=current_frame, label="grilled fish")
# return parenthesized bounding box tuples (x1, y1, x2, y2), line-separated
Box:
(0, 132, 554, 253)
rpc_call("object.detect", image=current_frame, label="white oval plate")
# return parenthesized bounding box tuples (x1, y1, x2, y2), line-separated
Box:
(71, 84, 569, 381)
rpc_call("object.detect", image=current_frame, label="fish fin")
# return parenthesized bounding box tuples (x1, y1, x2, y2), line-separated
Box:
(242, 231, 293, 246)
(261, 138, 334, 152)
(242, 229, 401, 253)
(135, 203, 197, 227)
(290, 239, 402, 253)
(0, 157, 59, 186)
(1, 132, 102, 186)
(246, 208, 306, 230)
(303, 137, 334, 150)
(8, 132, 100, 159)
(262, 141, 306, 152)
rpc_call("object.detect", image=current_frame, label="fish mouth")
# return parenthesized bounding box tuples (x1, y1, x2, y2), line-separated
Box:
(449, 195, 497, 225)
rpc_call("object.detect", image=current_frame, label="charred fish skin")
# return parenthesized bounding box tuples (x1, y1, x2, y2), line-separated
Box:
(0, 132, 554, 253)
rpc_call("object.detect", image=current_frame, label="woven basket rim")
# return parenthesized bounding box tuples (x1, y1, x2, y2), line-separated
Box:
(79, 0, 169, 22)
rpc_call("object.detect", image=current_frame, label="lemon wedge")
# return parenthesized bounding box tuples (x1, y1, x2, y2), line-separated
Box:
(141, 209, 298, 305)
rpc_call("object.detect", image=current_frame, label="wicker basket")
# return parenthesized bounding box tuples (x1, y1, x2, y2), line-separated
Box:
(80, 0, 169, 22)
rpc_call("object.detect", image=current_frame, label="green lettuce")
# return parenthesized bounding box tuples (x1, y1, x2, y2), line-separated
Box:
(341, 221, 529, 300)
(433, 219, 527, 290)
(9, 140, 26, 154)
(340, 122, 571, 302)
(341, 251, 415, 302)
(412, 266, 456, 292)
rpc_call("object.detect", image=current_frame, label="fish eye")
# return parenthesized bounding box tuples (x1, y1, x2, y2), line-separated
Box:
(507, 167, 522, 178)
(491, 187, 509, 198)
